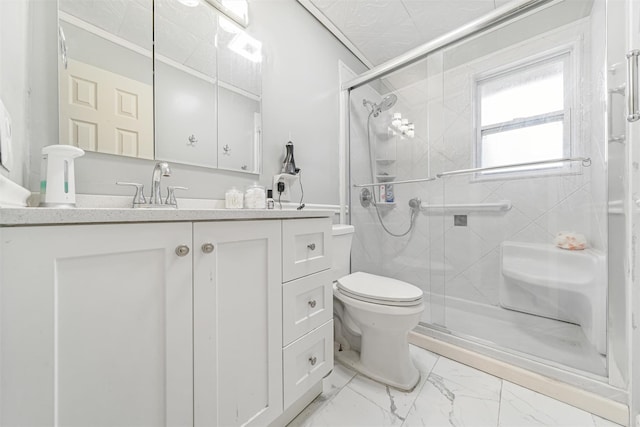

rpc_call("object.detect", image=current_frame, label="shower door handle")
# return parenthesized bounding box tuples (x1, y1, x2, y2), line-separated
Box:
(626, 50, 640, 122)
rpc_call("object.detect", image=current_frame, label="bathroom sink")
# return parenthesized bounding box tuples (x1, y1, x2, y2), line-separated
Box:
(0, 175, 31, 207)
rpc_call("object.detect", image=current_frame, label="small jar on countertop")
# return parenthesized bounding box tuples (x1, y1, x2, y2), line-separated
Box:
(244, 183, 266, 209)
(225, 187, 244, 209)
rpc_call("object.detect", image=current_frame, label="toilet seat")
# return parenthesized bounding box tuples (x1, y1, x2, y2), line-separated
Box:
(336, 272, 423, 307)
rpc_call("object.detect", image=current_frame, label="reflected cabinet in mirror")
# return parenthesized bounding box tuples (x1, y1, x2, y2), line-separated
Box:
(57, 0, 262, 174)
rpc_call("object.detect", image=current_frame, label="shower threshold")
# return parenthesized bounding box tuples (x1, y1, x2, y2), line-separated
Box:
(419, 296, 606, 377)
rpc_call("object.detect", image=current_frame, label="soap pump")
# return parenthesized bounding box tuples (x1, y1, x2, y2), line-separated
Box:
(39, 145, 85, 207)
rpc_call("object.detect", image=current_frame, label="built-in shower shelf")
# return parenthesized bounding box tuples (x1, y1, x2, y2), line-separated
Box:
(376, 175, 396, 182)
(374, 202, 396, 208)
(376, 159, 396, 165)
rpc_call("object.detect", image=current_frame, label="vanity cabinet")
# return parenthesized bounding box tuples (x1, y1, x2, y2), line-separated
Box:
(0, 215, 332, 427)
(0, 222, 194, 426)
(280, 219, 334, 414)
(193, 220, 282, 427)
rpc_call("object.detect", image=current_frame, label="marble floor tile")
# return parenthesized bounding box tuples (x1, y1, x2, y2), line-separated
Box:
(295, 385, 401, 427)
(592, 414, 624, 427)
(402, 358, 502, 427)
(498, 381, 603, 427)
(288, 347, 623, 427)
(346, 369, 428, 422)
(287, 364, 357, 427)
(324, 363, 358, 396)
(409, 345, 440, 375)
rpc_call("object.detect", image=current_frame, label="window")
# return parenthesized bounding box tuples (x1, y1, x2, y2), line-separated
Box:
(475, 51, 573, 177)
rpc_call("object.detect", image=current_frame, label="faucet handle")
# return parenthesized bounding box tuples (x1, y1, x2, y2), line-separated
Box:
(116, 181, 147, 207)
(166, 186, 188, 208)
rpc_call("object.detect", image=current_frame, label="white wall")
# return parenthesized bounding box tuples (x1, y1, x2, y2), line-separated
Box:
(16, 0, 367, 204)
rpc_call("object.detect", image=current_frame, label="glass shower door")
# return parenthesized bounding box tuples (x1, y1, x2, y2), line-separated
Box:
(432, 0, 609, 376)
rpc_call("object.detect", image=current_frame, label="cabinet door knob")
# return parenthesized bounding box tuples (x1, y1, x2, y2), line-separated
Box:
(201, 243, 214, 253)
(309, 356, 317, 366)
(307, 243, 316, 250)
(308, 300, 317, 308)
(175, 245, 190, 257)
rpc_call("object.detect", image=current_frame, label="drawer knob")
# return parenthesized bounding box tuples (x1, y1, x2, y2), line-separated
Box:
(309, 356, 317, 366)
(307, 243, 316, 250)
(175, 245, 190, 257)
(308, 300, 317, 308)
(201, 243, 214, 253)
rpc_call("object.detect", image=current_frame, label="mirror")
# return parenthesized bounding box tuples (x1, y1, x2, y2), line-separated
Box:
(57, 0, 262, 174)
(58, 0, 154, 159)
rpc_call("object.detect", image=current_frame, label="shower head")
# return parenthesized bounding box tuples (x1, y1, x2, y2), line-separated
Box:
(363, 94, 398, 117)
(379, 94, 397, 111)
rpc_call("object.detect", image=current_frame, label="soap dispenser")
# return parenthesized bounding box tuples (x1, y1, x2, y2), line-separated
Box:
(39, 145, 85, 207)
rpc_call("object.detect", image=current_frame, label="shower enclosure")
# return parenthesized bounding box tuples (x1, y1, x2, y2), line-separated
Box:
(345, 0, 628, 403)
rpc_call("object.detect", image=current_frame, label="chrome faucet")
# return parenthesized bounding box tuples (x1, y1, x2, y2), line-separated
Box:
(150, 161, 171, 204)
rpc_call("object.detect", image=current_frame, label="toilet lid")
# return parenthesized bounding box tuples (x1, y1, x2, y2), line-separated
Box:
(336, 272, 423, 306)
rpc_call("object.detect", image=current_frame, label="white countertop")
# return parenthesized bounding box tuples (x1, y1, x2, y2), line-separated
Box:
(0, 193, 336, 226)
(0, 206, 331, 226)
(0, 207, 333, 226)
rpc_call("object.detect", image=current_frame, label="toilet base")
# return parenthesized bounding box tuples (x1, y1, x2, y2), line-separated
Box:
(334, 346, 420, 392)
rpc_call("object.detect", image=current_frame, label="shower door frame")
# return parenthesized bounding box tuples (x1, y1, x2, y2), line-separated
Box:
(339, 0, 630, 409)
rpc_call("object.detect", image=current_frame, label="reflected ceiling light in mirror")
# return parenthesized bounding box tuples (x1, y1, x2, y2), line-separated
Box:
(229, 32, 262, 63)
(206, 0, 249, 27)
(178, 0, 200, 7)
(219, 15, 240, 34)
(221, 0, 248, 24)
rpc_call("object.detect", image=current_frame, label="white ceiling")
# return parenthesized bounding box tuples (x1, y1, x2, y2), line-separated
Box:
(60, 0, 518, 71)
(304, 0, 517, 67)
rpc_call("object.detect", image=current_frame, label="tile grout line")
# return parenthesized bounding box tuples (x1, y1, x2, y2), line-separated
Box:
(496, 378, 504, 427)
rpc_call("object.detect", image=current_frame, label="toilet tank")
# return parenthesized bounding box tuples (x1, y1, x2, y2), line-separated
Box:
(332, 224, 354, 281)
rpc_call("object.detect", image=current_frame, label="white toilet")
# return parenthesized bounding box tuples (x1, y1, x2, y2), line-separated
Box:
(331, 224, 424, 391)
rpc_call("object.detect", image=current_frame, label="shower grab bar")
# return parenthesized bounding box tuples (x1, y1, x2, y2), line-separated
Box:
(627, 50, 640, 122)
(435, 156, 591, 178)
(352, 176, 437, 188)
(352, 157, 590, 189)
(420, 200, 512, 212)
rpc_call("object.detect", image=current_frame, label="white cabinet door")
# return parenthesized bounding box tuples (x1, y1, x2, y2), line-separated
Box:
(0, 223, 193, 427)
(194, 220, 283, 427)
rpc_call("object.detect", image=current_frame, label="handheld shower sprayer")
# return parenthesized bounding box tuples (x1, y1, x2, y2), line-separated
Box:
(362, 94, 398, 117)
(361, 93, 420, 237)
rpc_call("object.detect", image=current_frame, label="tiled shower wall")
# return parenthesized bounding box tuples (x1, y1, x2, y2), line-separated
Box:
(350, 13, 607, 316)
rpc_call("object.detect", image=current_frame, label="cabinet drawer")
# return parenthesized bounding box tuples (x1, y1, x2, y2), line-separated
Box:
(283, 320, 333, 408)
(282, 218, 332, 282)
(283, 270, 333, 346)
